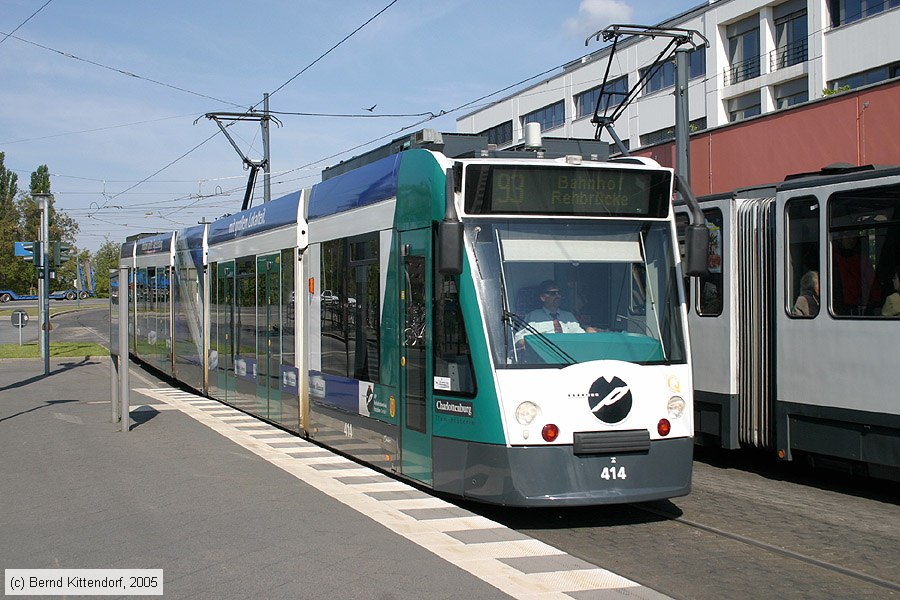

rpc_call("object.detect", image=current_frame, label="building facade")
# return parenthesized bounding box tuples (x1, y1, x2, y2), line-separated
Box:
(456, 0, 900, 194)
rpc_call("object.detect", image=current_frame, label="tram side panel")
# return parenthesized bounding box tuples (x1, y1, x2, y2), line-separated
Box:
(683, 200, 743, 449)
(775, 176, 900, 479)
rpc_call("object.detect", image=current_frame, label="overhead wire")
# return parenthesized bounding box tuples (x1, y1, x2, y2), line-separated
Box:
(85, 0, 403, 221)
(0, 0, 54, 48)
(0, 31, 246, 108)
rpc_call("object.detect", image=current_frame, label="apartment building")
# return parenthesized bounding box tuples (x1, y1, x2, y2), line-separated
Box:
(456, 0, 900, 194)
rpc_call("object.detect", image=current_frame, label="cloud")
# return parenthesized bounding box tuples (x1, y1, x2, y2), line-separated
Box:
(565, 0, 634, 40)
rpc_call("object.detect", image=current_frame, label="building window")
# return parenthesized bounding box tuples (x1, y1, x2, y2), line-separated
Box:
(480, 121, 512, 147)
(776, 77, 809, 109)
(786, 197, 820, 318)
(725, 16, 761, 85)
(727, 92, 761, 122)
(522, 100, 565, 132)
(830, 62, 900, 91)
(575, 75, 628, 119)
(638, 118, 707, 147)
(772, 4, 808, 70)
(639, 48, 706, 95)
(830, 0, 900, 27)
(829, 183, 900, 317)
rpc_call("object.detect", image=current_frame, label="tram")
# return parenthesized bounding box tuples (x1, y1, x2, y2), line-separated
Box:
(129, 231, 176, 376)
(121, 129, 710, 505)
(678, 164, 900, 481)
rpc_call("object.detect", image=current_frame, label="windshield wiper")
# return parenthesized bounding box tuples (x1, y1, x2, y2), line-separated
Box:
(503, 310, 577, 365)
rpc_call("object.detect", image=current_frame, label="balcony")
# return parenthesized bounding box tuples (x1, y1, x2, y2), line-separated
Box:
(724, 57, 761, 85)
(770, 39, 808, 71)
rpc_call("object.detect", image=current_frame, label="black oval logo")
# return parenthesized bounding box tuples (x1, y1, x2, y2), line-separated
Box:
(588, 376, 632, 424)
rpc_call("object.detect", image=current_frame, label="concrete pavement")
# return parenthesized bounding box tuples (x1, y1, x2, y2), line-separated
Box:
(0, 358, 665, 599)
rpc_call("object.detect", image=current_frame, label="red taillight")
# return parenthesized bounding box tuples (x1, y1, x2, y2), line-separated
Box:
(542, 424, 560, 442)
(657, 418, 671, 436)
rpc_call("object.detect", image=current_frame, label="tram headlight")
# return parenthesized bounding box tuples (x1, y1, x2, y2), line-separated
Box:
(515, 401, 540, 425)
(667, 396, 686, 418)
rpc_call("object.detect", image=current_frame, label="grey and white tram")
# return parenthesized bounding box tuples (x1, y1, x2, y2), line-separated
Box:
(679, 164, 900, 480)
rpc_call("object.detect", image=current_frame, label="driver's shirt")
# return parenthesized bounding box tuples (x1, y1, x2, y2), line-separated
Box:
(515, 307, 584, 343)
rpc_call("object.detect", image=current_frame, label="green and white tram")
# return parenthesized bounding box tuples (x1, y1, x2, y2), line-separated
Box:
(127, 130, 708, 506)
(302, 131, 702, 505)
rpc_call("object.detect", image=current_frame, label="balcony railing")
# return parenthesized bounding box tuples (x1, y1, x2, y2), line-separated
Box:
(724, 57, 761, 86)
(770, 39, 808, 71)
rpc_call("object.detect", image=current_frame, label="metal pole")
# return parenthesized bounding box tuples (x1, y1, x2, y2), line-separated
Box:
(118, 266, 130, 432)
(36, 193, 51, 376)
(262, 93, 271, 203)
(110, 269, 119, 423)
(674, 46, 691, 186)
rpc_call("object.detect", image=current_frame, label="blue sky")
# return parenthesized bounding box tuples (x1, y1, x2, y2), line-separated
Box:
(0, 0, 702, 252)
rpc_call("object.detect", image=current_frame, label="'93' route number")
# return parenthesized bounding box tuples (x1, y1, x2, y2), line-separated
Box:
(601, 466, 627, 480)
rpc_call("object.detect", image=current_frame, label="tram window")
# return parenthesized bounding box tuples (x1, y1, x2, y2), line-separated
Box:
(321, 239, 349, 377)
(829, 185, 900, 317)
(235, 257, 256, 362)
(349, 235, 380, 382)
(786, 197, 820, 318)
(675, 213, 692, 308)
(320, 235, 381, 381)
(698, 209, 723, 317)
(434, 274, 476, 395)
(281, 249, 295, 367)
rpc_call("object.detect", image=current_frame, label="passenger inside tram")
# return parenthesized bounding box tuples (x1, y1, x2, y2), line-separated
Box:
(832, 232, 881, 315)
(881, 269, 900, 317)
(793, 270, 820, 317)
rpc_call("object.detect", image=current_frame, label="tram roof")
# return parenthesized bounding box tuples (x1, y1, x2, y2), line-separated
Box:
(321, 129, 608, 181)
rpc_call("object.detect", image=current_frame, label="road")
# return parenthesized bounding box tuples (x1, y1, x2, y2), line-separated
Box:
(0, 299, 108, 346)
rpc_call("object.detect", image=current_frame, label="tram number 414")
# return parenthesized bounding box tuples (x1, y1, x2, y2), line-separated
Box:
(601, 466, 627, 480)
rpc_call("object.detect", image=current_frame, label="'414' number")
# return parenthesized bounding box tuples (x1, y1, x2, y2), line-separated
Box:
(601, 466, 627, 480)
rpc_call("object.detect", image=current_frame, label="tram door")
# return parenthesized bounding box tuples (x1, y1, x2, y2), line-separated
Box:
(215, 261, 236, 404)
(399, 229, 432, 484)
(256, 253, 281, 420)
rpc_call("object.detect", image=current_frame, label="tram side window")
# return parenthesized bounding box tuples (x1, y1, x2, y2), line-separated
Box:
(281, 248, 295, 368)
(320, 235, 381, 381)
(321, 239, 349, 377)
(675, 213, 692, 308)
(349, 235, 380, 382)
(699, 209, 724, 316)
(434, 274, 476, 395)
(829, 185, 900, 317)
(235, 257, 256, 360)
(786, 197, 820, 318)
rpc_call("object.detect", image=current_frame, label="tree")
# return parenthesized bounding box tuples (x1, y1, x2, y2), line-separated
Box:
(0, 153, 31, 293)
(0, 159, 82, 294)
(92, 240, 121, 298)
(17, 164, 80, 292)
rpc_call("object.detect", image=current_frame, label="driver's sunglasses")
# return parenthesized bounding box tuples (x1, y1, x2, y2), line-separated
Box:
(544, 290, 562, 297)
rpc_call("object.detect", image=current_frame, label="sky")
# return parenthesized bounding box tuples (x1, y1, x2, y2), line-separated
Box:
(0, 0, 702, 253)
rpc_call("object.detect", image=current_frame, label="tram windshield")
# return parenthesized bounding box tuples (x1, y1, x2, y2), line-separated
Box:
(468, 220, 687, 368)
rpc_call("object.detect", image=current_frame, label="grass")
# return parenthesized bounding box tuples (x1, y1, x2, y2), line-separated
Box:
(0, 342, 109, 359)
(0, 306, 92, 319)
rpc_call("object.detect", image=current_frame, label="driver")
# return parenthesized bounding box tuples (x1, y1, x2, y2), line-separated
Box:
(516, 280, 596, 344)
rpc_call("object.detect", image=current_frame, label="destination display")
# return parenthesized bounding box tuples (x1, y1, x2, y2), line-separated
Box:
(465, 165, 672, 217)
